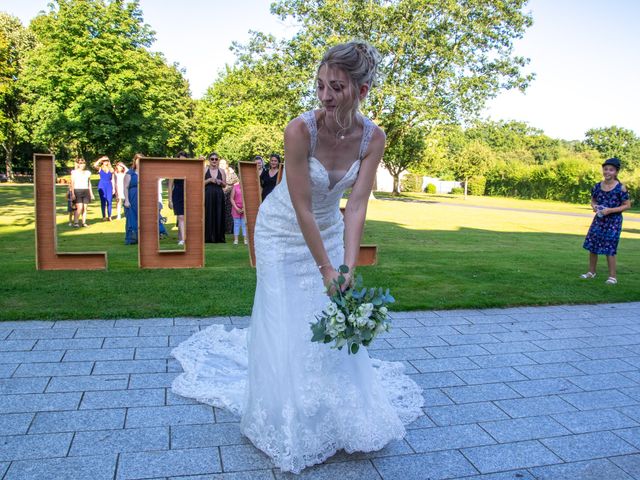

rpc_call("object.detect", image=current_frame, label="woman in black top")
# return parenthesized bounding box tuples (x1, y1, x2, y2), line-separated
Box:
(204, 152, 227, 243)
(260, 154, 281, 201)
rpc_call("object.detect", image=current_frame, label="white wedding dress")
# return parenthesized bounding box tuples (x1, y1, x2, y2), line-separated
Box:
(172, 110, 424, 474)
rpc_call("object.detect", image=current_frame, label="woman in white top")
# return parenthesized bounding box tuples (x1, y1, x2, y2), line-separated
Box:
(114, 162, 128, 220)
(69, 158, 94, 227)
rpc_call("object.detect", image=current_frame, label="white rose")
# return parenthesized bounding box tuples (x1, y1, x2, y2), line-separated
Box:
(336, 323, 346, 332)
(379, 306, 388, 316)
(356, 316, 368, 328)
(335, 311, 346, 323)
(325, 302, 338, 316)
(367, 319, 376, 330)
(347, 314, 356, 325)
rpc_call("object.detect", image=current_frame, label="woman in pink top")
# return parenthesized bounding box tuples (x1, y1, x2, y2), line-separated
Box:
(230, 180, 247, 245)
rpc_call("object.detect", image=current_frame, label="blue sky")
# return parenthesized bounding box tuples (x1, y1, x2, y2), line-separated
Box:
(3, 0, 639, 141)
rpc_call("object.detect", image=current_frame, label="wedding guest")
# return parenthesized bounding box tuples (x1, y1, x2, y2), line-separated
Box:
(581, 157, 631, 285)
(114, 162, 128, 219)
(260, 153, 280, 201)
(158, 178, 168, 239)
(66, 171, 75, 226)
(69, 158, 93, 227)
(220, 159, 237, 234)
(204, 152, 227, 243)
(230, 178, 247, 245)
(93, 156, 115, 221)
(123, 154, 141, 244)
(254, 155, 264, 172)
(168, 151, 188, 246)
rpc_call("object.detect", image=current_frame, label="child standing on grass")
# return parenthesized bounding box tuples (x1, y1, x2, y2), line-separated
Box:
(581, 157, 631, 285)
(230, 179, 247, 245)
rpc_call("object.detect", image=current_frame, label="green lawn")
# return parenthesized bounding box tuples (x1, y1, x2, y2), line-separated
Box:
(1, 185, 639, 320)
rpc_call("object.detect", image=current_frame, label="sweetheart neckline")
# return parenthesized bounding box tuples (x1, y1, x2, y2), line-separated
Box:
(309, 157, 361, 191)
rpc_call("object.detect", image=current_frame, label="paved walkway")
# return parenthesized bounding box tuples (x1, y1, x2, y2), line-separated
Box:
(1, 303, 640, 479)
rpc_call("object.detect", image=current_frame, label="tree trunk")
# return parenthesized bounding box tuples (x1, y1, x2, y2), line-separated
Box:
(392, 174, 400, 195)
(464, 177, 468, 199)
(3, 143, 15, 182)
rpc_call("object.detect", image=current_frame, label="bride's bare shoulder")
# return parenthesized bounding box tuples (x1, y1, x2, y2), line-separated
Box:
(284, 114, 312, 146)
(368, 123, 386, 152)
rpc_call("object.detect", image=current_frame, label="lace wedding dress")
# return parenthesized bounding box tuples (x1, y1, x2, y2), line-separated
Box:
(172, 110, 424, 474)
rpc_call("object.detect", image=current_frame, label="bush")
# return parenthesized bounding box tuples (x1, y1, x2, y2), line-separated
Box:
(450, 187, 464, 195)
(467, 176, 486, 196)
(622, 170, 640, 206)
(425, 183, 437, 194)
(400, 173, 423, 192)
(485, 156, 601, 204)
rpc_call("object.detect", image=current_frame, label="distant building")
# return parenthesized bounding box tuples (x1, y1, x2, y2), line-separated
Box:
(373, 165, 461, 194)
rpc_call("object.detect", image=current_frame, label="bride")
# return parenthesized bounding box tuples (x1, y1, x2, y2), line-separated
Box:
(172, 41, 424, 474)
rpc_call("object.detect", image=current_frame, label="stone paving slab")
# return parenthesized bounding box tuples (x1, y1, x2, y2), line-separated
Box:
(1, 301, 640, 479)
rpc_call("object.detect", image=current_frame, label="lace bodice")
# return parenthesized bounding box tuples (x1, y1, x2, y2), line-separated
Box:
(261, 110, 375, 224)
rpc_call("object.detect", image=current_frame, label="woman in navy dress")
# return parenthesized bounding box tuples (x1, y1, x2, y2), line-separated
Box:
(94, 156, 115, 221)
(123, 154, 141, 245)
(581, 157, 631, 284)
(204, 153, 227, 243)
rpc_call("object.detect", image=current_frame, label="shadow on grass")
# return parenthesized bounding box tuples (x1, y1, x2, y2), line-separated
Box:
(1, 184, 639, 319)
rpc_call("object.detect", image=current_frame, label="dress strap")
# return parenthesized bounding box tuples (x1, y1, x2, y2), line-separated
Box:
(301, 110, 318, 156)
(358, 116, 375, 160)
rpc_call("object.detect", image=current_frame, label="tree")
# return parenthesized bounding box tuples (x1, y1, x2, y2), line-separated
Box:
(226, 0, 534, 193)
(19, 0, 193, 161)
(215, 123, 284, 162)
(0, 13, 35, 180)
(451, 140, 495, 198)
(193, 56, 306, 156)
(584, 126, 640, 169)
(465, 119, 560, 164)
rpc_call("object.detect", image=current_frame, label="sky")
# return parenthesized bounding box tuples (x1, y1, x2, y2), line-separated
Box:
(3, 0, 639, 141)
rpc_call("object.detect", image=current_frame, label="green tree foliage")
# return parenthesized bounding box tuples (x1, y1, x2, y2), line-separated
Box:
(193, 52, 307, 156)
(19, 0, 193, 162)
(213, 0, 534, 193)
(0, 13, 35, 180)
(215, 123, 283, 162)
(584, 126, 640, 169)
(451, 140, 495, 197)
(465, 120, 560, 164)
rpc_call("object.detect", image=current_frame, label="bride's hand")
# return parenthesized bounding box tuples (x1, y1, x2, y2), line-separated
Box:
(322, 267, 339, 295)
(322, 267, 352, 295)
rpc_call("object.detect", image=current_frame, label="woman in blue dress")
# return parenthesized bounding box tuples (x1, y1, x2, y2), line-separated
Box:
(581, 157, 631, 285)
(94, 156, 115, 221)
(123, 154, 141, 245)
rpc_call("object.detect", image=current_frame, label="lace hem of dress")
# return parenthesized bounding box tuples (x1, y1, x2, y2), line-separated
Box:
(171, 324, 424, 474)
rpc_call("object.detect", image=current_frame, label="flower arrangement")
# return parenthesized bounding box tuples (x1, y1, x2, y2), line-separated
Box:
(310, 265, 395, 354)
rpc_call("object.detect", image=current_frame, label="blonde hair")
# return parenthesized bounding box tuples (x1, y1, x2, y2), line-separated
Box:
(318, 41, 381, 132)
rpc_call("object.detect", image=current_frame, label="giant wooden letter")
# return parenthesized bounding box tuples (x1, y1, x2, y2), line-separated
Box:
(138, 157, 205, 268)
(238, 160, 377, 267)
(34, 154, 107, 270)
(238, 161, 262, 267)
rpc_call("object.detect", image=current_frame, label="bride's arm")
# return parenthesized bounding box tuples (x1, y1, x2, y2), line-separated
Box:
(284, 117, 337, 286)
(343, 127, 386, 273)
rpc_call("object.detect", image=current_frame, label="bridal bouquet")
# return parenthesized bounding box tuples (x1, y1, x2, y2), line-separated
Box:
(310, 265, 395, 355)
